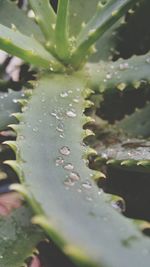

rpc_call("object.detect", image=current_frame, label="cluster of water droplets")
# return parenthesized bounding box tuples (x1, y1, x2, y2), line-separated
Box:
(102, 61, 132, 85)
(49, 88, 81, 140)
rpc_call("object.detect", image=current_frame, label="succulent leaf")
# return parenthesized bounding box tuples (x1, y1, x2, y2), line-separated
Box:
(55, 0, 70, 61)
(71, 0, 138, 68)
(0, 90, 24, 131)
(88, 51, 150, 92)
(0, 205, 44, 267)
(29, 0, 56, 42)
(8, 74, 150, 267)
(0, 24, 60, 69)
(117, 102, 150, 138)
(68, 0, 100, 37)
(0, 0, 44, 42)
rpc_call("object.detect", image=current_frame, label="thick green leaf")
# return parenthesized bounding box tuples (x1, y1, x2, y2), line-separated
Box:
(0, 205, 44, 267)
(69, 0, 120, 62)
(68, 0, 99, 37)
(88, 52, 150, 92)
(55, 0, 70, 61)
(0, 0, 44, 42)
(29, 0, 56, 41)
(8, 74, 150, 267)
(89, 19, 121, 62)
(0, 90, 24, 131)
(0, 24, 61, 69)
(71, 0, 138, 68)
(117, 103, 150, 138)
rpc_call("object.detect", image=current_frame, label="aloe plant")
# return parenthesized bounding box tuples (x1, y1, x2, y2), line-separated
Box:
(1, 0, 150, 266)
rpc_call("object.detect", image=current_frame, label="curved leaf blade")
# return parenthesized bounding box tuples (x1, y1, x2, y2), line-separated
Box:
(29, 0, 56, 41)
(0, 90, 24, 131)
(71, 0, 138, 67)
(8, 74, 150, 267)
(68, 0, 99, 37)
(0, 205, 44, 267)
(0, 0, 44, 42)
(118, 103, 150, 138)
(0, 24, 61, 69)
(88, 52, 150, 92)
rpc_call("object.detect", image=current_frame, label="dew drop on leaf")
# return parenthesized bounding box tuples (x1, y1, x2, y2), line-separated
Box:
(33, 127, 38, 132)
(98, 189, 103, 195)
(146, 57, 150, 64)
(82, 181, 92, 189)
(60, 92, 68, 98)
(66, 110, 76, 118)
(60, 146, 70, 156)
(55, 157, 64, 166)
(13, 98, 18, 103)
(119, 62, 129, 70)
(73, 98, 79, 103)
(77, 188, 82, 193)
(56, 123, 64, 133)
(86, 197, 93, 202)
(64, 163, 74, 170)
(59, 133, 65, 138)
(64, 178, 75, 186)
(106, 73, 112, 79)
(69, 171, 80, 181)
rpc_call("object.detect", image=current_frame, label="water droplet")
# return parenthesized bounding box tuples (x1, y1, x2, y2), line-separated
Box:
(59, 133, 65, 138)
(64, 178, 75, 186)
(33, 127, 38, 132)
(55, 157, 64, 166)
(106, 73, 112, 79)
(51, 112, 57, 117)
(60, 92, 68, 98)
(60, 146, 70, 156)
(66, 110, 76, 118)
(146, 57, 150, 64)
(56, 123, 64, 133)
(51, 111, 63, 120)
(98, 189, 103, 195)
(77, 188, 82, 193)
(0, 255, 3, 259)
(86, 196, 93, 202)
(41, 98, 45, 103)
(69, 171, 80, 181)
(119, 62, 129, 70)
(73, 98, 79, 103)
(13, 98, 18, 103)
(82, 181, 92, 189)
(64, 163, 74, 170)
